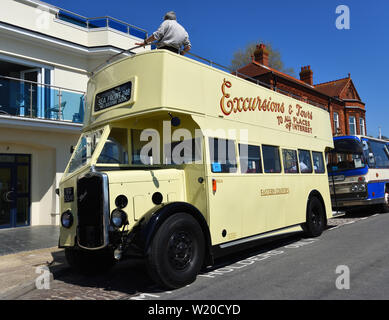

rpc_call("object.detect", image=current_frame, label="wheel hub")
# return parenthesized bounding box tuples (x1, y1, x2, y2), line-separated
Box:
(168, 231, 193, 270)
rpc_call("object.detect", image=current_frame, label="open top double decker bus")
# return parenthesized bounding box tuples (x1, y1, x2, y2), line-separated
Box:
(58, 49, 334, 289)
(328, 135, 389, 212)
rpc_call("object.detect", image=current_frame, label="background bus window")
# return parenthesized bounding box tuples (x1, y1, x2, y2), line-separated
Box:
(209, 138, 237, 173)
(239, 144, 262, 174)
(262, 145, 281, 173)
(98, 128, 129, 164)
(364, 140, 389, 169)
(312, 152, 325, 173)
(298, 149, 313, 173)
(282, 149, 298, 173)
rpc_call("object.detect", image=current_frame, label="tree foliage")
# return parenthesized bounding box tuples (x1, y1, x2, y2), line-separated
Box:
(230, 40, 295, 76)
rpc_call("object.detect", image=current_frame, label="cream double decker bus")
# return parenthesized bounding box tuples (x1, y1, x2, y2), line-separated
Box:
(58, 50, 334, 289)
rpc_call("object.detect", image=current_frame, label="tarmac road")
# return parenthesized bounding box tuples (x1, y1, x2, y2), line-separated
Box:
(19, 211, 389, 300)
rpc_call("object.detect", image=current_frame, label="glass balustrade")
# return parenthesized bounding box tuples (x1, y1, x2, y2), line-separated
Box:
(57, 10, 148, 40)
(0, 76, 85, 123)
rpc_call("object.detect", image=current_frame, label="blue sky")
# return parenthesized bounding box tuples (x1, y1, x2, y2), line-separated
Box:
(47, 0, 389, 137)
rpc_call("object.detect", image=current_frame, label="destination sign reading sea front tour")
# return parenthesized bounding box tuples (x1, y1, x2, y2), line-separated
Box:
(220, 78, 313, 134)
(95, 81, 132, 112)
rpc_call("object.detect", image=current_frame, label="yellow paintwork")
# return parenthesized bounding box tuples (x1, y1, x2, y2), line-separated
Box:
(59, 50, 334, 247)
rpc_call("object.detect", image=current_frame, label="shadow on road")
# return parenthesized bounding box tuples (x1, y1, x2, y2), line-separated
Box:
(47, 253, 158, 297)
(47, 232, 310, 297)
(45, 208, 384, 298)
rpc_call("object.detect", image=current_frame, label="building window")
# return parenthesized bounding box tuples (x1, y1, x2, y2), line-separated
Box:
(359, 118, 365, 136)
(333, 112, 339, 133)
(349, 116, 356, 135)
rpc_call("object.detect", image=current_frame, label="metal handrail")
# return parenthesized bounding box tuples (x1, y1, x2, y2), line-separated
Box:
(0, 75, 85, 94)
(90, 44, 148, 75)
(87, 16, 148, 33)
(90, 45, 329, 111)
(185, 51, 272, 89)
(55, 8, 148, 37)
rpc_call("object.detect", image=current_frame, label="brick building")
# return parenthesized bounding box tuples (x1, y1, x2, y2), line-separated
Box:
(236, 44, 366, 137)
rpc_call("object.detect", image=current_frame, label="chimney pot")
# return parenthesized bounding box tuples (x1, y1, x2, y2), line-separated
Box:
(299, 65, 313, 85)
(253, 43, 269, 66)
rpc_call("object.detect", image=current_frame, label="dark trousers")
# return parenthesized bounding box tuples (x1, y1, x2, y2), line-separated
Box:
(159, 46, 180, 54)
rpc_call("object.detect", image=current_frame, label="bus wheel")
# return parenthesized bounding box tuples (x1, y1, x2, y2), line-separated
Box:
(65, 247, 116, 274)
(146, 213, 205, 289)
(303, 197, 326, 237)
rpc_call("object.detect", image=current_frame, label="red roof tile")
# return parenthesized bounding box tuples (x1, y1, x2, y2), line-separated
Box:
(314, 78, 350, 97)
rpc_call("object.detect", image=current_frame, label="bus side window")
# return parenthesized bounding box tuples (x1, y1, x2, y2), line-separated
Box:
(282, 149, 298, 174)
(262, 145, 281, 173)
(209, 138, 237, 173)
(312, 151, 325, 174)
(298, 149, 313, 173)
(239, 144, 262, 174)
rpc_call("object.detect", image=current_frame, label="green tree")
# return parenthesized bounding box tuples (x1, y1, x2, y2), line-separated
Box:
(230, 40, 295, 76)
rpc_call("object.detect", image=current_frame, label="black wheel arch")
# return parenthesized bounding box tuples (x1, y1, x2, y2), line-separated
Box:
(132, 202, 213, 267)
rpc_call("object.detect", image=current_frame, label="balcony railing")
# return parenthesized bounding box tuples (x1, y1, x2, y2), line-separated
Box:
(0, 76, 85, 124)
(55, 9, 148, 40)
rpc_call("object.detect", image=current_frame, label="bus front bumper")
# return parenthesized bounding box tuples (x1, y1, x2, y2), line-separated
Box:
(332, 197, 385, 208)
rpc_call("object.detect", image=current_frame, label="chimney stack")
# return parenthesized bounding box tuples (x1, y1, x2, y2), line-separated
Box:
(299, 66, 313, 85)
(253, 44, 269, 66)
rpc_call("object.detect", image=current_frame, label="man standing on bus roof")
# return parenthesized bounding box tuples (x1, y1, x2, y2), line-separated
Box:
(136, 11, 191, 55)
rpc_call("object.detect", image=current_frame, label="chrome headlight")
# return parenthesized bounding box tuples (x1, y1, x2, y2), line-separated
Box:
(358, 184, 366, 192)
(110, 209, 128, 228)
(351, 184, 358, 192)
(61, 210, 73, 228)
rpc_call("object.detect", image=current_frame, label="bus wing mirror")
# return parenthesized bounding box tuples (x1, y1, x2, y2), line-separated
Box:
(70, 146, 75, 154)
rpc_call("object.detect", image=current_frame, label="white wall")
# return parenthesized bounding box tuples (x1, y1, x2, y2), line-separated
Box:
(0, 126, 80, 225)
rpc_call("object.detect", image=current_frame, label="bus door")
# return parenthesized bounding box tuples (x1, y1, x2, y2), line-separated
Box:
(206, 137, 242, 244)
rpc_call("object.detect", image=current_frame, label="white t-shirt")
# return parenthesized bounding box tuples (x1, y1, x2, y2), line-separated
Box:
(153, 20, 191, 50)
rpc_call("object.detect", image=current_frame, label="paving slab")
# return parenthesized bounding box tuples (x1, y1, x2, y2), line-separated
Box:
(0, 246, 66, 299)
(0, 226, 59, 256)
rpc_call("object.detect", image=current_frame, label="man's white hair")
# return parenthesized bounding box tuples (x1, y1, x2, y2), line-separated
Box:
(164, 11, 176, 20)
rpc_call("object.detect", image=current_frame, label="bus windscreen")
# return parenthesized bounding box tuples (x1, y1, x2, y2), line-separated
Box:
(328, 138, 366, 172)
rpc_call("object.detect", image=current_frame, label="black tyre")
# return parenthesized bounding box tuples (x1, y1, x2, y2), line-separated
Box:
(303, 196, 326, 237)
(146, 213, 205, 289)
(65, 247, 116, 274)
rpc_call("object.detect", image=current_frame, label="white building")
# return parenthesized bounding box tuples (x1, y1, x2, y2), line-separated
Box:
(0, 0, 148, 228)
